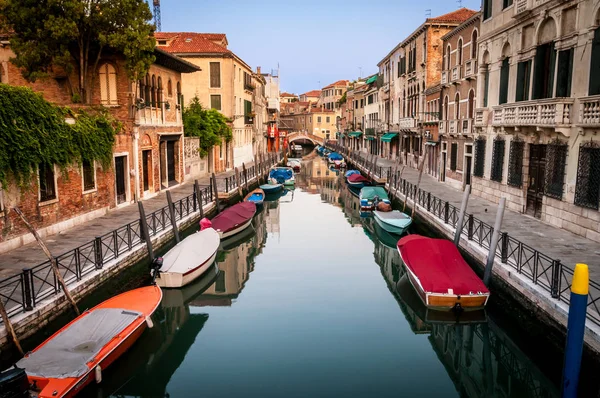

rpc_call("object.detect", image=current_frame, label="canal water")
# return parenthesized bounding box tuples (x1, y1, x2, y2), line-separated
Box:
(16, 156, 583, 397)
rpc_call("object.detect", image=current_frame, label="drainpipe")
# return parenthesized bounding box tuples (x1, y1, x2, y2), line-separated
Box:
(132, 127, 140, 202)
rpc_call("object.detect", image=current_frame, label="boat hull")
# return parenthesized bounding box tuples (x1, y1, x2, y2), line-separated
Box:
(155, 251, 217, 288)
(260, 184, 283, 193)
(244, 189, 265, 206)
(373, 213, 410, 235)
(219, 217, 253, 239)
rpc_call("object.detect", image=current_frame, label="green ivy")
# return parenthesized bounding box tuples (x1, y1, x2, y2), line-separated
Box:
(0, 84, 120, 188)
(183, 96, 232, 158)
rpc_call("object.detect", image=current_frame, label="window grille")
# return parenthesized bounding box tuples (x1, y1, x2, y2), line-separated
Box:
(574, 141, 600, 209)
(474, 137, 486, 177)
(82, 160, 95, 191)
(450, 143, 458, 171)
(507, 138, 524, 187)
(544, 140, 568, 200)
(490, 137, 505, 182)
(39, 163, 56, 202)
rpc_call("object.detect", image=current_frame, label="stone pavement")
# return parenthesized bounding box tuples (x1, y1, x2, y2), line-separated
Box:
(0, 164, 264, 275)
(355, 151, 600, 281)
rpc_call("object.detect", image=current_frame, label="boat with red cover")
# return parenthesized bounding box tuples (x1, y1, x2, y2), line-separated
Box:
(211, 201, 256, 239)
(397, 235, 490, 311)
(346, 174, 371, 189)
(15, 285, 162, 397)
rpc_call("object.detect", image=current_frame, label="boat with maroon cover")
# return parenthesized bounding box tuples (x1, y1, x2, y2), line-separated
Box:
(211, 201, 256, 239)
(397, 235, 490, 311)
(346, 174, 371, 189)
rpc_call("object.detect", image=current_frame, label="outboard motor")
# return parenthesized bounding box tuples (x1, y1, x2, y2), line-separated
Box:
(0, 366, 29, 398)
(150, 257, 163, 284)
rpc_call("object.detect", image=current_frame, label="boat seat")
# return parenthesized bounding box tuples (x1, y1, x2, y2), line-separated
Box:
(17, 308, 142, 379)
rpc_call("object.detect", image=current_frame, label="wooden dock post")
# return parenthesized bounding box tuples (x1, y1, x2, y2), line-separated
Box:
(234, 167, 243, 198)
(411, 151, 428, 218)
(388, 163, 398, 198)
(195, 179, 204, 218)
(211, 173, 221, 214)
(166, 191, 180, 244)
(453, 185, 471, 246)
(483, 197, 506, 286)
(0, 299, 23, 355)
(13, 207, 80, 316)
(138, 201, 154, 261)
(242, 163, 249, 192)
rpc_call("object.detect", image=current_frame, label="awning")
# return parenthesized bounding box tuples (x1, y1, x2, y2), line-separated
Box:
(365, 75, 378, 85)
(365, 136, 376, 141)
(380, 133, 398, 142)
(348, 131, 363, 138)
(425, 141, 438, 146)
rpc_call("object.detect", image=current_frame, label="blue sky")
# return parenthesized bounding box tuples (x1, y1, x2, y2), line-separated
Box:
(153, 0, 481, 94)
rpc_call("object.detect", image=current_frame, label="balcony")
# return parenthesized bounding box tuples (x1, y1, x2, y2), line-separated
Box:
(448, 120, 458, 135)
(579, 95, 600, 127)
(451, 65, 461, 83)
(441, 70, 449, 85)
(382, 82, 390, 93)
(475, 108, 489, 127)
(398, 117, 417, 129)
(464, 59, 477, 79)
(135, 106, 164, 126)
(244, 82, 255, 92)
(461, 118, 473, 134)
(439, 120, 447, 134)
(514, 0, 553, 18)
(492, 98, 574, 128)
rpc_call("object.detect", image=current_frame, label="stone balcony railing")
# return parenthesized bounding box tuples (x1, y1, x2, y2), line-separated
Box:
(514, 0, 554, 18)
(474, 108, 489, 127)
(382, 82, 390, 93)
(398, 117, 417, 129)
(136, 106, 165, 126)
(464, 59, 477, 79)
(461, 118, 473, 134)
(439, 120, 447, 134)
(441, 70, 449, 85)
(448, 119, 458, 134)
(579, 95, 600, 127)
(451, 65, 462, 82)
(492, 98, 574, 127)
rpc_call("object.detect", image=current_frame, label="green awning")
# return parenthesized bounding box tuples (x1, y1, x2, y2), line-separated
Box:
(380, 133, 398, 142)
(348, 131, 363, 138)
(365, 75, 378, 85)
(365, 136, 376, 140)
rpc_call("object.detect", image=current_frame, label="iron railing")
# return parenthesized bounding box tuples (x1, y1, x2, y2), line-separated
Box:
(327, 143, 600, 327)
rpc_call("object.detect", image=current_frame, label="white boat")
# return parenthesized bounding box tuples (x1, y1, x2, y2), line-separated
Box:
(154, 228, 220, 288)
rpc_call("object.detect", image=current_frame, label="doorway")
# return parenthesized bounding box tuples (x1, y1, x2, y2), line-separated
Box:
(441, 152, 447, 182)
(464, 144, 473, 187)
(115, 155, 127, 205)
(160, 136, 179, 189)
(526, 144, 546, 218)
(142, 150, 151, 192)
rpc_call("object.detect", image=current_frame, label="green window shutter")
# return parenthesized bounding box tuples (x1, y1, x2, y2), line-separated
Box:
(483, 68, 489, 107)
(516, 60, 531, 102)
(589, 29, 600, 95)
(499, 58, 510, 105)
(556, 48, 574, 97)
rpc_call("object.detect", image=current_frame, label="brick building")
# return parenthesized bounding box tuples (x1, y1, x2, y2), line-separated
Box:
(0, 36, 199, 253)
(424, 84, 442, 178)
(439, 12, 480, 191)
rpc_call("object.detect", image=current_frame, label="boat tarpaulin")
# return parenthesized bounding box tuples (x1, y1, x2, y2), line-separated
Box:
(18, 308, 142, 378)
(211, 202, 256, 233)
(160, 228, 220, 273)
(345, 170, 361, 178)
(269, 168, 293, 183)
(397, 236, 489, 296)
(360, 186, 389, 200)
(328, 152, 343, 161)
(348, 174, 370, 184)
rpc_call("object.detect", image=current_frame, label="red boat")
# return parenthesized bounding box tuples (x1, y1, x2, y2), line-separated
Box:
(346, 174, 371, 188)
(397, 235, 490, 311)
(211, 201, 256, 239)
(16, 285, 162, 397)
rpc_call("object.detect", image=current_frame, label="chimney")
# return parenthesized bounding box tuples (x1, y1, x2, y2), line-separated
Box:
(257, 66, 261, 74)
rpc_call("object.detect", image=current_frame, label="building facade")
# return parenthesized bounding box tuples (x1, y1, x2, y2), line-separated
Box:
(299, 90, 321, 103)
(319, 80, 350, 111)
(474, 0, 600, 243)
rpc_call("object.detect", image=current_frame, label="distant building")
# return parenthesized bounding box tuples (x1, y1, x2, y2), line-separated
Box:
(299, 90, 321, 103)
(280, 92, 298, 103)
(319, 80, 350, 111)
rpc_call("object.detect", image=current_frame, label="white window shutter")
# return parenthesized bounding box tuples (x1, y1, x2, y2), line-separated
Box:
(99, 64, 108, 104)
(108, 65, 118, 105)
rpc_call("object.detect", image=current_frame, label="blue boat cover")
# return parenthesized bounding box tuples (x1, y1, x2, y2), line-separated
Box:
(328, 152, 343, 161)
(269, 169, 293, 183)
(345, 170, 360, 178)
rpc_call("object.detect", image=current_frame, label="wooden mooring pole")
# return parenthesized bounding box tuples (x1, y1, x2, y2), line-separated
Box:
(235, 167, 243, 198)
(0, 299, 23, 355)
(411, 151, 428, 218)
(194, 179, 204, 218)
(211, 173, 221, 214)
(483, 197, 506, 286)
(242, 163, 249, 193)
(453, 186, 471, 246)
(166, 191, 180, 244)
(138, 201, 154, 261)
(13, 207, 80, 317)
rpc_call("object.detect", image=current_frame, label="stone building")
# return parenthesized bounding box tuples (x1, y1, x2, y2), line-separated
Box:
(262, 71, 280, 152)
(0, 39, 198, 252)
(252, 69, 268, 156)
(280, 92, 298, 103)
(474, 0, 600, 243)
(364, 77, 380, 155)
(424, 84, 442, 177)
(156, 32, 257, 171)
(319, 80, 350, 111)
(440, 12, 481, 191)
(347, 82, 368, 151)
(299, 90, 321, 103)
(376, 8, 478, 169)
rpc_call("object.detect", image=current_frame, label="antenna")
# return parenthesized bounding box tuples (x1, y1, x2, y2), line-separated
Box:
(358, 67, 362, 79)
(153, 0, 161, 32)
(457, 0, 462, 8)
(425, 9, 431, 18)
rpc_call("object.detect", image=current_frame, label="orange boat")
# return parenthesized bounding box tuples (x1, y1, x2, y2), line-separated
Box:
(15, 285, 162, 398)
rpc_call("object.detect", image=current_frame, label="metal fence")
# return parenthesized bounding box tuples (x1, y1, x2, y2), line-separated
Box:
(328, 143, 600, 327)
(0, 154, 282, 322)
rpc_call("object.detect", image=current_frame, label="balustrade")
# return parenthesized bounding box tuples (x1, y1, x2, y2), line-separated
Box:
(579, 95, 600, 126)
(491, 99, 573, 127)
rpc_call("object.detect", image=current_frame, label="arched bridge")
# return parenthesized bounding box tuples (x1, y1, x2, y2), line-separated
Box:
(287, 132, 324, 146)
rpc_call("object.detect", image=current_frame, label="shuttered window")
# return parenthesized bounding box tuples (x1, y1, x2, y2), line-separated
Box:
(474, 138, 486, 178)
(533, 43, 556, 100)
(82, 159, 96, 191)
(244, 100, 252, 124)
(99, 64, 118, 105)
(503, 0, 513, 8)
(210, 95, 221, 110)
(491, 138, 505, 182)
(507, 139, 524, 187)
(516, 60, 531, 102)
(499, 58, 510, 105)
(450, 143, 458, 171)
(483, 0, 492, 20)
(544, 141, 568, 200)
(589, 28, 600, 95)
(556, 48, 573, 98)
(39, 163, 57, 202)
(210, 62, 221, 88)
(483, 67, 490, 107)
(574, 143, 600, 210)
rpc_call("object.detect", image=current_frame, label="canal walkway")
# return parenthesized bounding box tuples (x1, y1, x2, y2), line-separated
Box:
(0, 161, 266, 275)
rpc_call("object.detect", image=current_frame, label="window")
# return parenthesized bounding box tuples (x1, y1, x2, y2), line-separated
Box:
(445, 45, 451, 70)
(82, 159, 96, 192)
(574, 142, 600, 209)
(326, 116, 330, 123)
(219, 144, 223, 159)
(491, 138, 505, 182)
(503, 0, 513, 8)
(210, 62, 221, 88)
(151, 75, 156, 107)
(507, 139, 524, 187)
(474, 138, 486, 177)
(556, 48, 574, 97)
(544, 141, 568, 199)
(483, 0, 492, 20)
(457, 39, 463, 66)
(210, 95, 221, 110)
(176, 82, 182, 106)
(157, 77, 163, 105)
(499, 58, 510, 105)
(99, 63, 117, 105)
(471, 31, 478, 59)
(144, 74, 151, 106)
(483, 66, 490, 107)
(533, 43, 556, 100)
(368, 95, 374, 105)
(317, 116, 322, 123)
(589, 28, 600, 95)
(516, 60, 532, 102)
(39, 163, 56, 202)
(244, 100, 252, 124)
(454, 93, 460, 120)
(167, 79, 173, 97)
(450, 143, 458, 171)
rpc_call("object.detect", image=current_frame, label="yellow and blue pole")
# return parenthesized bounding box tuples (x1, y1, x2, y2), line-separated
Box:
(562, 263, 588, 398)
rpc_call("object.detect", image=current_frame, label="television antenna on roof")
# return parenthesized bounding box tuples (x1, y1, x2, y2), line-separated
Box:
(425, 9, 431, 18)
(153, 0, 161, 32)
